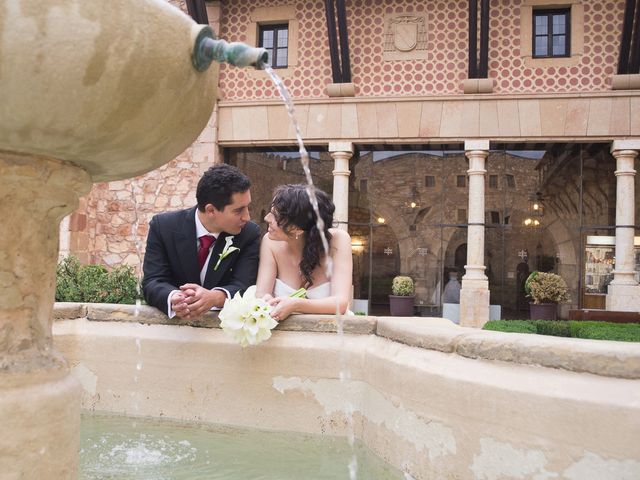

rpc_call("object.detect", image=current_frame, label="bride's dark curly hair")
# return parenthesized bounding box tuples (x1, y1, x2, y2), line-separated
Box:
(270, 184, 334, 287)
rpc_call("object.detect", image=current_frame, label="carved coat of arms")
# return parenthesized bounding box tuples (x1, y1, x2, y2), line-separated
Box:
(393, 20, 418, 51)
(384, 14, 428, 60)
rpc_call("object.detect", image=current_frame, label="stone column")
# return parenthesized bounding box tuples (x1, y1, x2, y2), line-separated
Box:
(0, 152, 92, 479)
(460, 141, 490, 328)
(329, 142, 353, 231)
(606, 141, 640, 312)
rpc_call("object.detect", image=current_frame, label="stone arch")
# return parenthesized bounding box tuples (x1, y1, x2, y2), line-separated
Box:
(444, 229, 467, 270)
(543, 213, 579, 310)
(454, 243, 467, 272)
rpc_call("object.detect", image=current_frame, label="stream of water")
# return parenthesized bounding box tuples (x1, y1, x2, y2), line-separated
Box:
(263, 65, 359, 479)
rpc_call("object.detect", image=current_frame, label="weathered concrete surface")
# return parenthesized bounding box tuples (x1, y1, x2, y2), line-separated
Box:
(376, 316, 466, 353)
(60, 303, 378, 334)
(53, 304, 640, 480)
(52, 303, 88, 321)
(455, 329, 640, 380)
(0, 155, 91, 480)
(58, 303, 640, 379)
(0, 371, 81, 480)
(378, 317, 640, 380)
(0, 0, 217, 182)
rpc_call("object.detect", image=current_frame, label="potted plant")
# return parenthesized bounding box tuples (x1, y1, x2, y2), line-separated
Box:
(389, 275, 415, 316)
(525, 271, 570, 320)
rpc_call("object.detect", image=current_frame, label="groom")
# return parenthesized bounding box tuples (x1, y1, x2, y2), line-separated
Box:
(142, 164, 260, 319)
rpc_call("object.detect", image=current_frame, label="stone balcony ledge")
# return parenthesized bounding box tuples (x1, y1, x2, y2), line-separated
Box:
(54, 302, 640, 379)
(217, 89, 640, 147)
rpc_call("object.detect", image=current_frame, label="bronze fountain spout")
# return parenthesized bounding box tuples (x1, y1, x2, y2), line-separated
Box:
(192, 26, 269, 71)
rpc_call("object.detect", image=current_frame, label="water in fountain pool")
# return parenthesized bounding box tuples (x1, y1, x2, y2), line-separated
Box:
(80, 414, 404, 480)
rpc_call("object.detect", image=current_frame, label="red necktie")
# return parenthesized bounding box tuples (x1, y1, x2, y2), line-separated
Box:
(198, 235, 216, 271)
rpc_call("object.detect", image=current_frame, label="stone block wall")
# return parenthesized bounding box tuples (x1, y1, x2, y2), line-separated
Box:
(66, 117, 218, 271)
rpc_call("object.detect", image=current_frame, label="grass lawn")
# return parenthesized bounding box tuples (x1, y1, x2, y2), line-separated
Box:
(483, 319, 640, 342)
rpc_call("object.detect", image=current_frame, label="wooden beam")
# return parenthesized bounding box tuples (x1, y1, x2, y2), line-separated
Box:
(195, 0, 209, 25)
(468, 0, 478, 79)
(478, 0, 490, 78)
(630, 0, 640, 72)
(185, 0, 208, 24)
(324, 0, 343, 83)
(336, 0, 352, 83)
(185, 0, 198, 21)
(618, 0, 637, 74)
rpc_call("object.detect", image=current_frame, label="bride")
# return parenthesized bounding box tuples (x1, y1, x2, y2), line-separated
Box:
(255, 184, 352, 321)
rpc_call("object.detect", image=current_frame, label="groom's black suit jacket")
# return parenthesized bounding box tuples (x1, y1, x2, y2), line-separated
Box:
(142, 206, 261, 315)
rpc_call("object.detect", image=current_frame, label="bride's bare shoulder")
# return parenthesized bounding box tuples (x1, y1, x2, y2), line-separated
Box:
(262, 234, 287, 254)
(329, 228, 351, 243)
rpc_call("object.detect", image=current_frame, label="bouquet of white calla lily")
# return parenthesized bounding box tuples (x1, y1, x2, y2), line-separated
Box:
(214, 235, 240, 270)
(218, 286, 278, 347)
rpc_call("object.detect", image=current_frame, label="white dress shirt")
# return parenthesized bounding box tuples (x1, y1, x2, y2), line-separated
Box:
(166, 210, 229, 317)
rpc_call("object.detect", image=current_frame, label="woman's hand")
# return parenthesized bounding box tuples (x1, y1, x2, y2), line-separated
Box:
(267, 296, 299, 321)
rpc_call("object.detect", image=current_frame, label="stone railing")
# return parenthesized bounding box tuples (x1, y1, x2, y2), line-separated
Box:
(54, 302, 640, 379)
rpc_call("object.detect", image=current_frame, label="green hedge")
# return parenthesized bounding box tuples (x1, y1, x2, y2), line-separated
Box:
(533, 320, 572, 338)
(483, 320, 537, 334)
(484, 319, 640, 342)
(570, 321, 640, 342)
(56, 256, 140, 304)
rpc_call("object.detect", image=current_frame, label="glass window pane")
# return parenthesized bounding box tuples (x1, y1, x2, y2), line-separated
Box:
(276, 48, 288, 67)
(553, 14, 566, 34)
(535, 36, 548, 56)
(553, 35, 566, 55)
(277, 29, 288, 47)
(505, 174, 516, 188)
(535, 16, 548, 35)
(261, 30, 274, 48)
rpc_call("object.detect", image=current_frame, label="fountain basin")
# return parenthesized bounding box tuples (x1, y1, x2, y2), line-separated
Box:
(0, 0, 217, 182)
(80, 413, 404, 479)
(54, 304, 640, 479)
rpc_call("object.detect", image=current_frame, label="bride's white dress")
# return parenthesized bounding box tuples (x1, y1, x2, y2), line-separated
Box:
(273, 278, 331, 299)
(272, 278, 353, 315)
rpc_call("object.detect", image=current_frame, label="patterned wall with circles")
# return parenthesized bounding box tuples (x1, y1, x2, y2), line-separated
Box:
(217, 0, 622, 100)
(217, 0, 333, 100)
(488, 0, 623, 92)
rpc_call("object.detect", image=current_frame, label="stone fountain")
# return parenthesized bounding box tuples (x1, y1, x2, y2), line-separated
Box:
(0, 1, 265, 477)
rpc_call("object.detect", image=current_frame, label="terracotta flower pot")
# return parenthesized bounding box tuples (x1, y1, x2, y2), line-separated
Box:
(389, 295, 415, 316)
(529, 302, 557, 321)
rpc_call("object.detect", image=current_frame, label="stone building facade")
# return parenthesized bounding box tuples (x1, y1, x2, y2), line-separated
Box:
(62, 0, 640, 323)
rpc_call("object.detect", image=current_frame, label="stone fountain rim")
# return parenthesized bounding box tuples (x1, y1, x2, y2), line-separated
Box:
(53, 302, 640, 379)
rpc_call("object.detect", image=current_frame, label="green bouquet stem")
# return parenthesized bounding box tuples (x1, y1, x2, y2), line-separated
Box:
(290, 287, 307, 298)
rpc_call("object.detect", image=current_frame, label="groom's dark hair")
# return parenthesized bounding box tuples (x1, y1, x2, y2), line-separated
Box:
(196, 164, 251, 211)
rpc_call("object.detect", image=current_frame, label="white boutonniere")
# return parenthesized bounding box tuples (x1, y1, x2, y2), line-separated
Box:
(213, 236, 240, 270)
